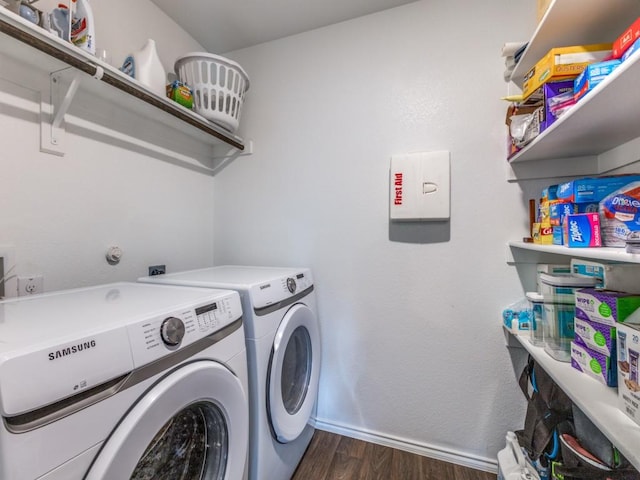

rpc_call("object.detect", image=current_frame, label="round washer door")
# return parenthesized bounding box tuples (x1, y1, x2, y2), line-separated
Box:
(85, 360, 248, 480)
(268, 303, 321, 443)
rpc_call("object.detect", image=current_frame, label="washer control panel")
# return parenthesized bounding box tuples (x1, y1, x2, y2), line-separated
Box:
(128, 290, 242, 367)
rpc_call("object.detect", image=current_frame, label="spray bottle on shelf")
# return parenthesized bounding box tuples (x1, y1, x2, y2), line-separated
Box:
(70, 0, 95, 55)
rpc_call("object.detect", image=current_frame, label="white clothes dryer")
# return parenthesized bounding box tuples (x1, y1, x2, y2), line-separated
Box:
(139, 266, 321, 480)
(0, 282, 249, 480)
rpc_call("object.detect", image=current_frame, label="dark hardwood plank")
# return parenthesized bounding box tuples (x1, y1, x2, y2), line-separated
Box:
(291, 429, 342, 480)
(293, 430, 498, 480)
(360, 441, 393, 480)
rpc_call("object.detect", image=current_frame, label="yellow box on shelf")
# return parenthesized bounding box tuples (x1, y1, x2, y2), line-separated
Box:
(522, 43, 612, 100)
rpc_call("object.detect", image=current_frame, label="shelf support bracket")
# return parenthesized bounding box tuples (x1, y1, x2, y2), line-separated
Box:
(40, 68, 83, 156)
(209, 139, 254, 175)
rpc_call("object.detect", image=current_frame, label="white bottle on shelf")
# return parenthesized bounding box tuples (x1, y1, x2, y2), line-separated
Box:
(120, 39, 167, 97)
(70, 0, 95, 55)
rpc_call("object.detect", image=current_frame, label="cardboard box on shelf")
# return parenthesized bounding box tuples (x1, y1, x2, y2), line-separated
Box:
(616, 323, 640, 426)
(505, 103, 540, 158)
(575, 288, 640, 326)
(571, 338, 617, 387)
(556, 175, 640, 203)
(549, 201, 598, 227)
(574, 59, 621, 102)
(532, 222, 553, 245)
(522, 44, 612, 101)
(562, 212, 601, 248)
(612, 17, 640, 59)
(574, 317, 617, 357)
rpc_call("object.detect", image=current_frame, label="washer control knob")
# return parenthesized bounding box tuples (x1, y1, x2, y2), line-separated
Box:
(160, 317, 185, 347)
(286, 277, 297, 294)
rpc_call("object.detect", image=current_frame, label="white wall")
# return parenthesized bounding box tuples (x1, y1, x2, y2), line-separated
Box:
(0, 0, 563, 471)
(215, 0, 544, 469)
(0, 0, 215, 293)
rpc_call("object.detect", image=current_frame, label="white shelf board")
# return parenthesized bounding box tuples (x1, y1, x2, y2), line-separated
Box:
(513, 333, 640, 471)
(0, 8, 247, 163)
(508, 241, 640, 264)
(509, 46, 640, 165)
(510, 0, 640, 86)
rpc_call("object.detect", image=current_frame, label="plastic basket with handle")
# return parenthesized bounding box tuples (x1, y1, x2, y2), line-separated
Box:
(174, 52, 250, 133)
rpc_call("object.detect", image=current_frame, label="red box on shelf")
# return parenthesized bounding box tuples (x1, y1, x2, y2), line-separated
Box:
(612, 16, 640, 59)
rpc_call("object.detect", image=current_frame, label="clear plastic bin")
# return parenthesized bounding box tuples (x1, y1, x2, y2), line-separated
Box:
(539, 273, 599, 362)
(526, 291, 544, 347)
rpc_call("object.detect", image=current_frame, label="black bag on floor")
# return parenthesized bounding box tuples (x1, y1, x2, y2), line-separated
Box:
(515, 355, 574, 467)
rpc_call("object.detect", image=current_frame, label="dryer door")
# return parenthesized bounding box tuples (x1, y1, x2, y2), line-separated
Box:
(85, 360, 248, 480)
(268, 303, 321, 443)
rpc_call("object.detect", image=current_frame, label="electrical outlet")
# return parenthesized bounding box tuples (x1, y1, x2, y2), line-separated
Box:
(148, 265, 166, 276)
(17, 275, 44, 296)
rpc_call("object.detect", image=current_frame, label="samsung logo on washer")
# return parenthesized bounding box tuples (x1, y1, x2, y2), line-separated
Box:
(48, 340, 97, 361)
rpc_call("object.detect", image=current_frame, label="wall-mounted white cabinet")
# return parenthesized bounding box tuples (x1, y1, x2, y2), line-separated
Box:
(0, 8, 250, 175)
(506, 0, 640, 181)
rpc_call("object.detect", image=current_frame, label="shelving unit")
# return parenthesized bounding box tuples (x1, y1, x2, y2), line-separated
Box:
(505, 2, 640, 471)
(506, 0, 640, 181)
(508, 241, 640, 264)
(512, 332, 640, 472)
(0, 7, 250, 174)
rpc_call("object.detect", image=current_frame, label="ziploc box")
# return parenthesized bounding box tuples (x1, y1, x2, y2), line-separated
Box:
(570, 258, 640, 294)
(616, 322, 640, 426)
(549, 201, 598, 226)
(571, 338, 617, 387)
(574, 59, 621, 102)
(574, 316, 616, 357)
(556, 175, 640, 203)
(562, 212, 602, 248)
(575, 288, 640, 326)
(522, 44, 612, 100)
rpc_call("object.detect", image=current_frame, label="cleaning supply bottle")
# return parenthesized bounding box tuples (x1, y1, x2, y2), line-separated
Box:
(70, 0, 95, 55)
(120, 39, 167, 97)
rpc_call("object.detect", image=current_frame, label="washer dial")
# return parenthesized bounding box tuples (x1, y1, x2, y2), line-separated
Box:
(286, 277, 297, 293)
(160, 316, 185, 346)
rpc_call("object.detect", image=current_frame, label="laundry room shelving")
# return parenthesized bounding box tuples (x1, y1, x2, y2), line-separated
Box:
(0, 7, 250, 174)
(507, 241, 640, 264)
(510, 332, 640, 472)
(505, 0, 640, 182)
(504, 1, 640, 472)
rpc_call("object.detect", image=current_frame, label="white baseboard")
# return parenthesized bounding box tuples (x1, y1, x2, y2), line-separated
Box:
(311, 417, 498, 474)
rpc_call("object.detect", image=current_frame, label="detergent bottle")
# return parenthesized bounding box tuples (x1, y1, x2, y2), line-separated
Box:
(70, 0, 95, 55)
(121, 39, 167, 97)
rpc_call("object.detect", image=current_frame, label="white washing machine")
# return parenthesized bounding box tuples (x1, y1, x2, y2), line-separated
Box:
(139, 266, 321, 480)
(0, 282, 249, 480)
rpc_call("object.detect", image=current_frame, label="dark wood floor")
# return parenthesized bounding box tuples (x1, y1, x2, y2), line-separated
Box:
(292, 430, 497, 480)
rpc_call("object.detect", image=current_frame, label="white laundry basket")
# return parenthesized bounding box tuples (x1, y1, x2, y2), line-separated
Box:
(174, 52, 250, 132)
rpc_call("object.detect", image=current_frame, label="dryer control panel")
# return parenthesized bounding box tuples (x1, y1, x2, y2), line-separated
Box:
(250, 270, 313, 309)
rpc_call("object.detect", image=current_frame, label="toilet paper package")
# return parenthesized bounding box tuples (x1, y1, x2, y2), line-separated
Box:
(599, 181, 640, 247)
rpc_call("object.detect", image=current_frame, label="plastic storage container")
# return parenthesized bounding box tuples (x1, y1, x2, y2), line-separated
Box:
(540, 273, 599, 362)
(174, 52, 250, 132)
(526, 291, 545, 347)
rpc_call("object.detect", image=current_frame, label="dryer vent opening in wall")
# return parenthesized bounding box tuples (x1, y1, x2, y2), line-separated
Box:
(389, 151, 450, 221)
